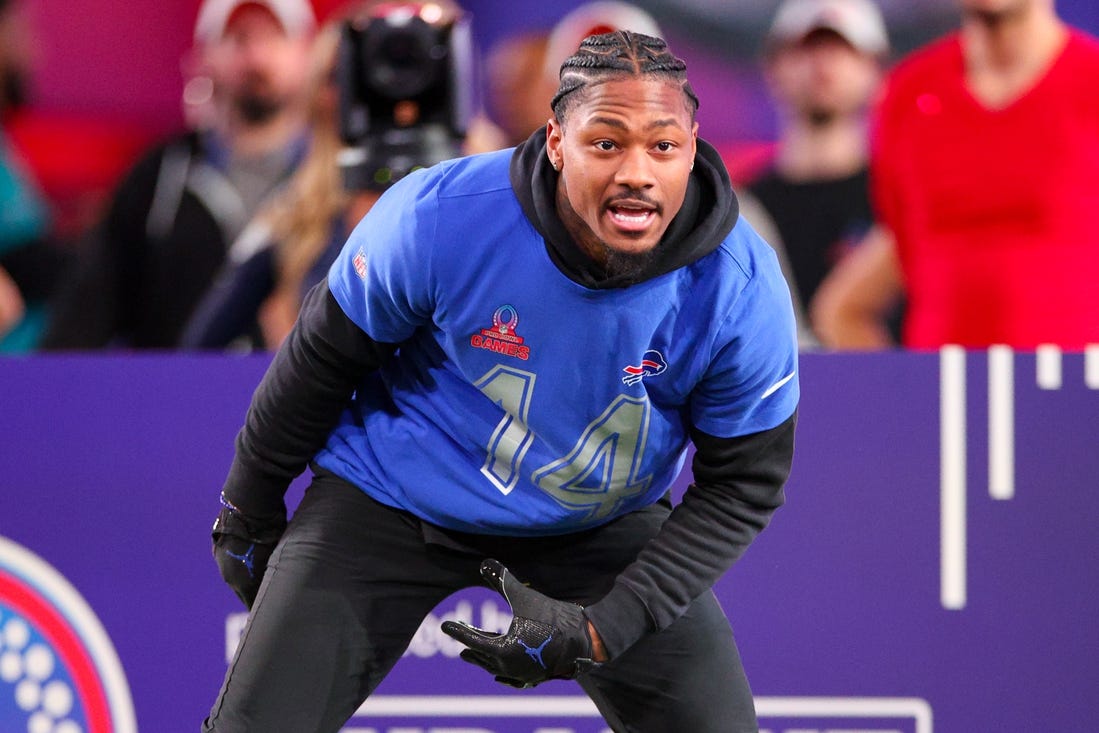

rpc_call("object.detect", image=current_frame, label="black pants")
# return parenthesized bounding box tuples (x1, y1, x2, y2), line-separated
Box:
(203, 469, 758, 732)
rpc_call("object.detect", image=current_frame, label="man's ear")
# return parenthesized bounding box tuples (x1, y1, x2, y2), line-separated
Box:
(546, 116, 563, 169)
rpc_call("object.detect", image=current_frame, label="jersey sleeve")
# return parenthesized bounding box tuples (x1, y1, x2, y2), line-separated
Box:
(327, 167, 441, 342)
(220, 280, 398, 518)
(689, 222, 800, 438)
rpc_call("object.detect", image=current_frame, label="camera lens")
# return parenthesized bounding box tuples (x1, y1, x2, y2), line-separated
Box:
(336, 7, 471, 191)
(362, 19, 444, 99)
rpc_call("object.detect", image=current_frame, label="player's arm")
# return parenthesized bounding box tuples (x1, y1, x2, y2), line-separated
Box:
(442, 424, 791, 685)
(212, 278, 396, 607)
(441, 414, 795, 684)
(583, 226, 798, 658)
(221, 278, 396, 516)
(582, 413, 796, 658)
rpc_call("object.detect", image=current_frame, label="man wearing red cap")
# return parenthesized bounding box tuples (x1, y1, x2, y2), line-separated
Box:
(42, 0, 316, 349)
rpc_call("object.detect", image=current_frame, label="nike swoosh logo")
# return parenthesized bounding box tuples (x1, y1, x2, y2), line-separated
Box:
(761, 370, 796, 399)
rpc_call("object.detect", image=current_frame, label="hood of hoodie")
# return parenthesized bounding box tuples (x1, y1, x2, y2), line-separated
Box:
(508, 127, 739, 289)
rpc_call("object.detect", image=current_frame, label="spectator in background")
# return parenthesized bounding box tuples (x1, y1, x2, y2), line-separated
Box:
(483, 1, 662, 148)
(737, 0, 890, 349)
(813, 0, 1099, 350)
(182, 0, 487, 350)
(41, 0, 316, 349)
(0, 0, 70, 352)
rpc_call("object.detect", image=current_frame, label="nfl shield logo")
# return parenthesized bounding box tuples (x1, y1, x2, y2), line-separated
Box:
(353, 247, 368, 280)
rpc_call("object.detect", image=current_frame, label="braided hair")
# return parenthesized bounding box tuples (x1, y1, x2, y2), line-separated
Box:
(550, 31, 699, 126)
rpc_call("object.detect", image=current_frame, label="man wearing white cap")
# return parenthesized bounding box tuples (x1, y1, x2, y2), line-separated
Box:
(739, 0, 890, 349)
(42, 0, 315, 349)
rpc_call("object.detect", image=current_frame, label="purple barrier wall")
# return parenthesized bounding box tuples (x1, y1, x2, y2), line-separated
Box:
(2, 351, 1097, 732)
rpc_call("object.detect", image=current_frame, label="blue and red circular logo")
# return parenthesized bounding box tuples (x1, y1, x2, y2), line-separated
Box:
(0, 536, 135, 733)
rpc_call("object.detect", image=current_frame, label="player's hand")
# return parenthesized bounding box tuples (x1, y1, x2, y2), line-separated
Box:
(441, 559, 598, 688)
(211, 494, 286, 610)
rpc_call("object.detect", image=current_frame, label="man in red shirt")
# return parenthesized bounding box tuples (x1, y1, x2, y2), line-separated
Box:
(812, 0, 1099, 350)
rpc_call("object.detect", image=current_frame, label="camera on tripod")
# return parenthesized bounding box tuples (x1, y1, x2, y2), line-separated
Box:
(335, 1, 473, 191)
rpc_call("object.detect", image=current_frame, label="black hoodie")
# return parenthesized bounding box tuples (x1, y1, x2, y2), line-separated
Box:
(221, 129, 796, 659)
(509, 127, 739, 288)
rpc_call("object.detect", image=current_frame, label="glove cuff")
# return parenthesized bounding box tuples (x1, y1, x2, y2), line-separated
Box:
(221, 458, 291, 519)
(583, 583, 653, 660)
(213, 495, 286, 544)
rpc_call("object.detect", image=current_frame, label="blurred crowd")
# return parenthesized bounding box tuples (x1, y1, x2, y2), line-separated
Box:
(1, 0, 1096, 353)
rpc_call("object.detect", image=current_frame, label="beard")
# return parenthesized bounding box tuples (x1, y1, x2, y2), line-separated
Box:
(233, 92, 283, 124)
(555, 180, 662, 282)
(230, 72, 285, 125)
(602, 242, 659, 281)
(805, 106, 838, 127)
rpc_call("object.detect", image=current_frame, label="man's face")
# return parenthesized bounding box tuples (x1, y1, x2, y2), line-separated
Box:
(203, 4, 312, 125)
(767, 30, 881, 124)
(546, 76, 698, 267)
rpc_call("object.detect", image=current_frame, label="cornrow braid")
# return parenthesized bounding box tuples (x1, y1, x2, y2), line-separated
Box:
(550, 30, 700, 125)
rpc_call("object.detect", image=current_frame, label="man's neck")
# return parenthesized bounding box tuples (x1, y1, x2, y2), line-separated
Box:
(962, 2, 1068, 108)
(773, 114, 869, 182)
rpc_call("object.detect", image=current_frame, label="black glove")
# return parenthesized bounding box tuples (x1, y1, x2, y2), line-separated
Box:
(211, 494, 286, 609)
(441, 559, 597, 688)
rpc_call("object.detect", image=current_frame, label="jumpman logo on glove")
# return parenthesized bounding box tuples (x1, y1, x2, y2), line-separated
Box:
(225, 543, 257, 578)
(441, 559, 598, 688)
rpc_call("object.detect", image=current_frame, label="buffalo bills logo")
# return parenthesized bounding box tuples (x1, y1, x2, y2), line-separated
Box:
(622, 350, 667, 386)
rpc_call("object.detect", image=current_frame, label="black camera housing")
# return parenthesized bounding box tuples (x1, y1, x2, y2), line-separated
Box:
(336, 4, 473, 191)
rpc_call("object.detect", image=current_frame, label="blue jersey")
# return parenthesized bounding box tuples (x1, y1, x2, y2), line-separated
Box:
(319, 147, 799, 536)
